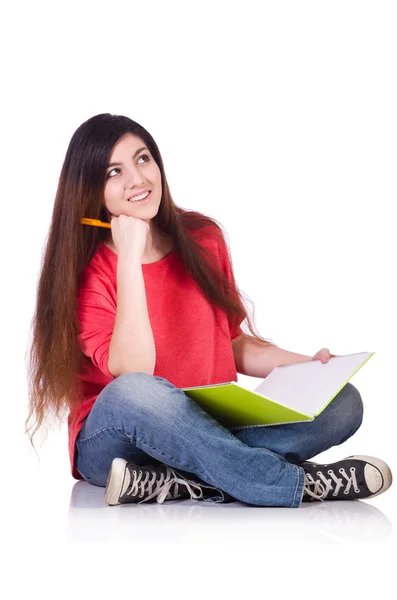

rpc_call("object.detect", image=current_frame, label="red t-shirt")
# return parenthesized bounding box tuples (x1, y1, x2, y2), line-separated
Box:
(68, 227, 244, 479)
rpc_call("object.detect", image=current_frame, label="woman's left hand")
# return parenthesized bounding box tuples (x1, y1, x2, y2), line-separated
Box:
(312, 348, 336, 363)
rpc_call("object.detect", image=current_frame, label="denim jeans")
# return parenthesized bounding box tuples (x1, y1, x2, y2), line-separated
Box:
(75, 372, 364, 507)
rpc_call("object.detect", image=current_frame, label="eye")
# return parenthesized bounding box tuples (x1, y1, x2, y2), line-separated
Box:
(106, 168, 120, 179)
(106, 154, 151, 179)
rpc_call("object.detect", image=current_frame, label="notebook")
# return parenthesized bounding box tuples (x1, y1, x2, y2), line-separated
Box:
(182, 351, 375, 430)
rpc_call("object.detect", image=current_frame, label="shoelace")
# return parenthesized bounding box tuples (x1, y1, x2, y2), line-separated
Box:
(126, 466, 205, 505)
(304, 466, 360, 500)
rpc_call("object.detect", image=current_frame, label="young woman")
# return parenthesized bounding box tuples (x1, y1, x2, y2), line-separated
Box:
(26, 113, 392, 507)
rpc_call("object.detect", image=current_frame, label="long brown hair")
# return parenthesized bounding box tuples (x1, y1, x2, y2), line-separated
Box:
(25, 113, 274, 452)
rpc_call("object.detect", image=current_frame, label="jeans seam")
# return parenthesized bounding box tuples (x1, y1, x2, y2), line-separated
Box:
(77, 426, 127, 444)
(292, 465, 305, 507)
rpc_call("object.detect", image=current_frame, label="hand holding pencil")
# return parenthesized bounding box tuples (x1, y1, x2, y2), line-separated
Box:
(82, 214, 150, 261)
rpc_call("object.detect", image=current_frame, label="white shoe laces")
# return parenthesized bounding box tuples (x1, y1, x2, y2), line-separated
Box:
(126, 466, 206, 505)
(304, 466, 360, 501)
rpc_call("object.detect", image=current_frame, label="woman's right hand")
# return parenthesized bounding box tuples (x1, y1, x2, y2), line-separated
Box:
(110, 214, 150, 261)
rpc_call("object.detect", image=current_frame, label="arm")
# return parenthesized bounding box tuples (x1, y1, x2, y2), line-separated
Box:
(232, 335, 312, 378)
(108, 254, 156, 377)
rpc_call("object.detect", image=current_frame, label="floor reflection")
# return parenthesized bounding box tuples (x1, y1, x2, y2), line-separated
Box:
(67, 480, 392, 544)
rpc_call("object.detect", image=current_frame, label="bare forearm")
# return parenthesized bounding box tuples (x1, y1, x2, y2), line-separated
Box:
(233, 336, 312, 378)
(108, 255, 156, 377)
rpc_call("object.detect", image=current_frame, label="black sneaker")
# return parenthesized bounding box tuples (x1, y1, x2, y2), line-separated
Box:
(104, 458, 225, 506)
(300, 455, 393, 502)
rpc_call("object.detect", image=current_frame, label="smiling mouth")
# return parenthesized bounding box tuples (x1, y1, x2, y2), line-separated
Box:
(127, 191, 151, 204)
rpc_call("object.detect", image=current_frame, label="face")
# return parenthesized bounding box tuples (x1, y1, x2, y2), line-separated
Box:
(103, 133, 162, 227)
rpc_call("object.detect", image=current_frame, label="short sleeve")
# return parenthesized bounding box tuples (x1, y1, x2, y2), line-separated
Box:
(216, 232, 245, 341)
(77, 270, 117, 380)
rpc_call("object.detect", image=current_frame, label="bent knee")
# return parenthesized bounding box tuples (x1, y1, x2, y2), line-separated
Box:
(116, 371, 156, 384)
(100, 371, 173, 415)
(337, 382, 364, 429)
(109, 371, 164, 393)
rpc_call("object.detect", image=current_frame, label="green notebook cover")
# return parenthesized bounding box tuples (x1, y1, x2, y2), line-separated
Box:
(182, 351, 375, 430)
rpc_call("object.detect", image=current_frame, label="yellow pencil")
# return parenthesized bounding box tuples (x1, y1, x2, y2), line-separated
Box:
(81, 218, 111, 229)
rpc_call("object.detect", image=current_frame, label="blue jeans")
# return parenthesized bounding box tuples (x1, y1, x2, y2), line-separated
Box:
(75, 373, 364, 507)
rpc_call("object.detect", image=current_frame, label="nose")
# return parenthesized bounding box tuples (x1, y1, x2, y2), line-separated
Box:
(125, 166, 145, 188)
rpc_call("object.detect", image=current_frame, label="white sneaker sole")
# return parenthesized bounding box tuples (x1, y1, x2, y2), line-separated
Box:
(104, 458, 128, 506)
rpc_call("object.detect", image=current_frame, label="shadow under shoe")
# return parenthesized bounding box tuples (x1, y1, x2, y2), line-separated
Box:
(105, 458, 226, 506)
(300, 454, 393, 502)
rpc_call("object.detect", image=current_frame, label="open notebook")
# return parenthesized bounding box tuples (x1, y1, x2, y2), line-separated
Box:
(182, 352, 375, 430)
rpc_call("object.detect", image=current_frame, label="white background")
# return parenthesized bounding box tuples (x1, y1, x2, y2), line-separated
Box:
(1, 0, 396, 596)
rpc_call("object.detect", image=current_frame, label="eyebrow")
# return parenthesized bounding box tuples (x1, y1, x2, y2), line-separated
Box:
(107, 147, 148, 168)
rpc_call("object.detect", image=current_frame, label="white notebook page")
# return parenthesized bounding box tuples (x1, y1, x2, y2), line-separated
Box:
(253, 352, 373, 416)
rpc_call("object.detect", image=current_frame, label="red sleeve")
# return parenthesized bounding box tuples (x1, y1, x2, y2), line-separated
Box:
(216, 232, 245, 341)
(77, 270, 117, 380)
